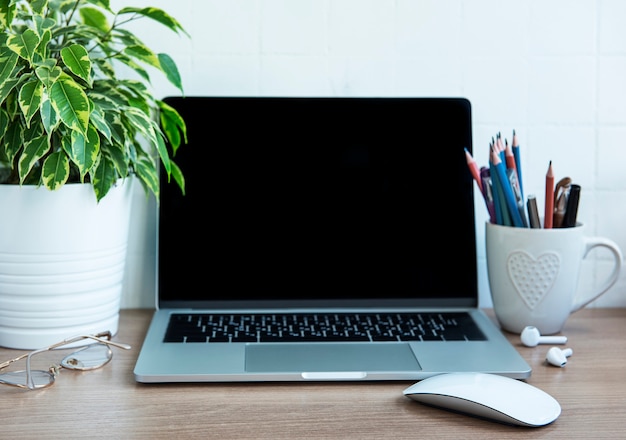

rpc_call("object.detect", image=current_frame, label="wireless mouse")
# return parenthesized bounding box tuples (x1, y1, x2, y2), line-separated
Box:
(403, 372, 561, 427)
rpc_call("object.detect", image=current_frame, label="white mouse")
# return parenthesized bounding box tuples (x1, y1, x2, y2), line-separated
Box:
(403, 372, 560, 427)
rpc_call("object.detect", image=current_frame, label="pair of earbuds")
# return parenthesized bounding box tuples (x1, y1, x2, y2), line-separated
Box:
(520, 326, 573, 367)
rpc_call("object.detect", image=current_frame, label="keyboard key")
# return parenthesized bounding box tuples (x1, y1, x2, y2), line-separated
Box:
(163, 312, 486, 343)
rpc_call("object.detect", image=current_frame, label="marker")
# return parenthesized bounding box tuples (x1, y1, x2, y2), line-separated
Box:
(562, 184, 580, 228)
(527, 195, 541, 228)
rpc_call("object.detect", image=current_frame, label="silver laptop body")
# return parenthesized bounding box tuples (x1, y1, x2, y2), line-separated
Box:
(133, 97, 531, 383)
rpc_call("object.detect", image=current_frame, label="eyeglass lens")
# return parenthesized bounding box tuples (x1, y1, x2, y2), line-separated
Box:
(61, 343, 113, 370)
(0, 370, 54, 389)
(0, 343, 114, 389)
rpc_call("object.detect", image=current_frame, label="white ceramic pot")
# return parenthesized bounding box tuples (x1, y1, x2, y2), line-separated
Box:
(0, 178, 134, 349)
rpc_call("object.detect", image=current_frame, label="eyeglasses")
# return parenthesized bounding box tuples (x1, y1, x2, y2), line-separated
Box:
(0, 331, 131, 390)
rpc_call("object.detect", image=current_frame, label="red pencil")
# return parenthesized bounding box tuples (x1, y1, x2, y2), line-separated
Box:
(505, 140, 516, 172)
(464, 148, 483, 194)
(544, 161, 555, 229)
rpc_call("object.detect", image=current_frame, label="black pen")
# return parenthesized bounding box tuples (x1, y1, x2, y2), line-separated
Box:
(562, 184, 581, 228)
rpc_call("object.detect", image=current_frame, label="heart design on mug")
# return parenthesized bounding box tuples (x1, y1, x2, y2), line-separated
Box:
(507, 251, 560, 309)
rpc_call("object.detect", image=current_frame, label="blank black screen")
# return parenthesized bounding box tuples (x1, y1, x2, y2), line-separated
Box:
(158, 97, 476, 309)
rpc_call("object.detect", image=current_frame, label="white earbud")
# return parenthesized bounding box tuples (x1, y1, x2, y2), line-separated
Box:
(520, 326, 568, 347)
(546, 347, 573, 367)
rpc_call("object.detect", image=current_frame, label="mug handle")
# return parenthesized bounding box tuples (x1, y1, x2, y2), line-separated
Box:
(571, 237, 623, 313)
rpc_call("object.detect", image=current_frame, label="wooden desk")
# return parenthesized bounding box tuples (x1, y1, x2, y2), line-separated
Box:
(1, 308, 625, 439)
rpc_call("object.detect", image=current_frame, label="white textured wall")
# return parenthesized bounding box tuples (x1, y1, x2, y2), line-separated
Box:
(114, 0, 626, 309)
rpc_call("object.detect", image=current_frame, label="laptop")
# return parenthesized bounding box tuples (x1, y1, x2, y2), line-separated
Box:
(133, 96, 531, 383)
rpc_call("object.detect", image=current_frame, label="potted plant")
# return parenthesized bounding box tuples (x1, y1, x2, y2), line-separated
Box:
(0, 0, 188, 349)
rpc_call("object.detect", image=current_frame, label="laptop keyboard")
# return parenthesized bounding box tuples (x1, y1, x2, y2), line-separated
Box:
(163, 312, 486, 343)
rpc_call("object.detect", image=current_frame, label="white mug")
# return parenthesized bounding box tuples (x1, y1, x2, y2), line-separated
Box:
(486, 221, 623, 335)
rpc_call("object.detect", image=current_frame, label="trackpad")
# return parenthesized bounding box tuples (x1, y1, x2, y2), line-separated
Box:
(245, 343, 420, 372)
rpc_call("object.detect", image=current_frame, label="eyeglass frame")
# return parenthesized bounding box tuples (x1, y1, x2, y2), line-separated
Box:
(0, 331, 131, 390)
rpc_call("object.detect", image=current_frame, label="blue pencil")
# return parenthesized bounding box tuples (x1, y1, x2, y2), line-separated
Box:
(489, 158, 509, 226)
(491, 147, 524, 227)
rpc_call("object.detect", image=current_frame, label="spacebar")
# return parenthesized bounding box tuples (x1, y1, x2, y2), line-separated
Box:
(259, 335, 370, 342)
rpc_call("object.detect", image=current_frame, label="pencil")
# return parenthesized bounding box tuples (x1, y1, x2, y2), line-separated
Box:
(491, 147, 524, 227)
(512, 130, 524, 200)
(464, 147, 483, 194)
(544, 160, 555, 229)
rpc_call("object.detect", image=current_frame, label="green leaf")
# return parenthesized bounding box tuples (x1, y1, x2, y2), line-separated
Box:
(0, 0, 15, 28)
(89, 104, 111, 141)
(35, 64, 62, 88)
(0, 47, 19, 85)
(133, 154, 159, 199)
(18, 79, 44, 127)
(86, 0, 112, 13)
(0, 77, 20, 107)
(18, 134, 50, 183)
(3, 122, 23, 165)
(169, 159, 185, 196)
(7, 29, 40, 62)
(153, 126, 170, 176)
(117, 7, 189, 37)
(30, 0, 48, 15)
(125, 107, 156, 142)
(40, 95, 60, 134)
(103, 140, 128, 178)
(79, 6, 110, 32)
(158, 53, 183, 94)
(91, 155, 117, 202)
(0, 107, 9, 140)
(123, 45, 160, 69)
(41, 150, 70, 190)
(69, 124, 100, 181)
(49, 75, 90, 134)
(159, 100, 187, 153)
(61, 44, 92, 85)
(33, 15, 56, 35)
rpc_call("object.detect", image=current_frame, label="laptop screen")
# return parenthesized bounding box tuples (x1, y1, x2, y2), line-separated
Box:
(158, 97, 476, 309)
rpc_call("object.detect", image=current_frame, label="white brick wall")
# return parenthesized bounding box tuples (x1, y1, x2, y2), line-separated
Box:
(113, 0, 626, 309)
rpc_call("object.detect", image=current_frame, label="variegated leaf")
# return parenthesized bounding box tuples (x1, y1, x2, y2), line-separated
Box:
(3, 123, 23, 164)
(0, 47, 19, 85)
(61, 44, 92, 85)
(41, 151, 70, 190)
(69, 124, 100, 181)
(103, 140, 128, 178)
(0, 77, 20, 107)
(40, 94, 59, 134)
(7, 29, 40, 62)
(133, 155, 159, 200)
(30, 0, 47, 15)
(35, 64, 62, 88)
(18, 134, 50, 183)
(91, 155, 117, 202)
(124, 45, 160, 69)
(0, 108, 8, 139)
(0, 0, 15, 28)
(159, 100, 187, 153)
(118, 7, 189, 36)
(125, 107, 156, 141)
(89, 105, 111, 141)
(18, 79, 44, 127)
(49, 75, 90, 134)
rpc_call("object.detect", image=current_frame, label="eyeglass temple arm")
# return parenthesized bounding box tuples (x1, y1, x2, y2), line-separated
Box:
(1, 332, 131, 372)
(23, 332, 131, 389)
